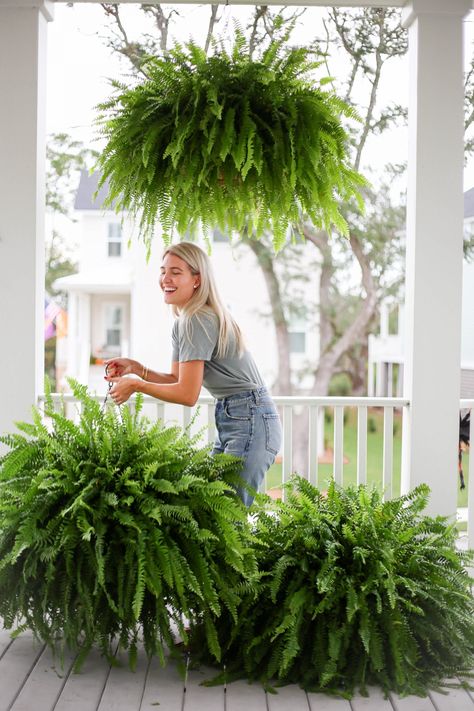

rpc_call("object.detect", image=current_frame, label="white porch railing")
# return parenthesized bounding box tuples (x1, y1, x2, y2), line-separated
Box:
(37, 394, 472, 546)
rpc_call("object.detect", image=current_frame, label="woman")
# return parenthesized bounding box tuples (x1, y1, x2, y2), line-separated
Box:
(105, 241, 282, 506)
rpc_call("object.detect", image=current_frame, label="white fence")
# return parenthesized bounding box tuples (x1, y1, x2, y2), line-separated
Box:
(38, 394, 473, 546)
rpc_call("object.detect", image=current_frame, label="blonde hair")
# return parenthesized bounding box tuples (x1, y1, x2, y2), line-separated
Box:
(162, 242, 245, 358)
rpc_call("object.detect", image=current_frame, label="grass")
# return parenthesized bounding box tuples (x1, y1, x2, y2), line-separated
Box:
(265, 407, 469, 509)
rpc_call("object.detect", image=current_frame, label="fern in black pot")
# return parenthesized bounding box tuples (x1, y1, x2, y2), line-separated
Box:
(0, 380, 256, 669)
(189, 478, 474, 697)
(95, 33, 367, 249)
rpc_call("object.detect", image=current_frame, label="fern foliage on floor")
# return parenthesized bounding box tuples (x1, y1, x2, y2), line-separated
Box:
(0, 380, 256, 669)
(189, 478, 474, 697)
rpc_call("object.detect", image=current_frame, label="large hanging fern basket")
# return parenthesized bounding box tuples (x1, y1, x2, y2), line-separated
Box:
(96, 37, 367, 249)
(189, 478, 474, 697)
(0, 381, 255, 669)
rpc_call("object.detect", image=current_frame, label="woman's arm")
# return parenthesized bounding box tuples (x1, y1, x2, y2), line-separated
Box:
(106, 360, 204, 407)
(141, 362, 179, 385)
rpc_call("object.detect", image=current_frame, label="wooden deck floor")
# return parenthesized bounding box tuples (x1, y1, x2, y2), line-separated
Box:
(1, 627, 473, 711)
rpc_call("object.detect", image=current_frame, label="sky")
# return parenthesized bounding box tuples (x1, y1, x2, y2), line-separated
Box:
(45, 3, 474, 206)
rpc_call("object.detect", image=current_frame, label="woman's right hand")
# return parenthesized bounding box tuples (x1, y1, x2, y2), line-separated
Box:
(104, 358, 140, 378)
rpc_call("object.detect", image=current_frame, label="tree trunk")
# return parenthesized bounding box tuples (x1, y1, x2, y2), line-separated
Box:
(241, 237, 293, 395)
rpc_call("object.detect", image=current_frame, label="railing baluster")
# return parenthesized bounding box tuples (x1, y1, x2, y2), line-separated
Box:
(282, 405, 293, 501)
(182, 406, 191, 430)
(383, 406, 394, 500)
(207, 404, 216, 446)
(156, 403, 165, 422)
(357, 406, 368, 486)
(333, 406, 344, 485)
(308, 405, 319, 487)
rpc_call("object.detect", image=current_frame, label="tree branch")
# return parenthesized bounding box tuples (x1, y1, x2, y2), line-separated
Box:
(204, 5, 220, 55)
(249, 6, 269, 59)
(241, 234, 292, 394)
(101, 4, 150, 77)
(140, 4, 177, 52)
(309, 232, 378, 395)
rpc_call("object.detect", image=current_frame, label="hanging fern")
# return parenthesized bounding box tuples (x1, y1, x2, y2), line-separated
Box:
(0, 380, 256, 669)
(95, 34, 367, 250)
(189, 478, 474, 697)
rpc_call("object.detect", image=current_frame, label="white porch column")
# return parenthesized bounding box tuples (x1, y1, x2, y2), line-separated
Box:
(401, 0, 470, 517)
(0, 1, 53, 436)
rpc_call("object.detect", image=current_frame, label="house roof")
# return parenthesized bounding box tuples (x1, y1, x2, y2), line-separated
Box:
(74, 170, 117, 211)
(53, 268, 132, 293)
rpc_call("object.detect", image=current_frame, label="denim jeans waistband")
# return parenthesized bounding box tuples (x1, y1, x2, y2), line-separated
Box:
(216, 386, 269, 404)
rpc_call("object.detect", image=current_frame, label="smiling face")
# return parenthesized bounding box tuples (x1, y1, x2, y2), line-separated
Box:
(159, 253, 200, 308)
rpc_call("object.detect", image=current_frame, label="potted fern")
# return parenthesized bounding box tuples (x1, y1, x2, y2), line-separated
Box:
(95, 34, 366, 249)
(0, 380, 256, 669)
(190, 478, 474, 697)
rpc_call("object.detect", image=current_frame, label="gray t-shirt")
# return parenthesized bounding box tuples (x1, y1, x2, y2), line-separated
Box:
(171, 311, 265, 398)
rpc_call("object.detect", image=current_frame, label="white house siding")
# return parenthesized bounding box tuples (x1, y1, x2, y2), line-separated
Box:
(90, 293, 131, 356)
(461, 367, 474, 398)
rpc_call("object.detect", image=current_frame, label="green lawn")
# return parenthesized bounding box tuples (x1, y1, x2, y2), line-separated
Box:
(265, 407, 469, 508)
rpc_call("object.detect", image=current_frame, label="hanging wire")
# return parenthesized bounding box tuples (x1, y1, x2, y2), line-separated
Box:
(101, 362, 113, 411)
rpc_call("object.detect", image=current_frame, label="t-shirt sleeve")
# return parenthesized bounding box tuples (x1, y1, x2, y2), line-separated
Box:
(176, 314, 219, 362)
(171, 320, 179, 362)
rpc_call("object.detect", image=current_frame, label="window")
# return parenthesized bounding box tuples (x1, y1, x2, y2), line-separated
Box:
(289, 331, 306, 354)
(105, 304, 123, 351)
(288, 314, 307, 355)
(108, 223, 122, 257)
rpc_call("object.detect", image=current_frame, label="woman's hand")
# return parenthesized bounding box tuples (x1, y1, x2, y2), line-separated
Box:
(105, 376, 140, 406)
(104, 358, 140, 378)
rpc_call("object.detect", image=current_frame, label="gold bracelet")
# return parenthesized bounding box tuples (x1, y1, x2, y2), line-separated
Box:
(142, 366, 149, 381)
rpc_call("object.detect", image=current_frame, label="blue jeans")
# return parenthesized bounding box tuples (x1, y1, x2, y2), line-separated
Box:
(212, 387, 282, 506)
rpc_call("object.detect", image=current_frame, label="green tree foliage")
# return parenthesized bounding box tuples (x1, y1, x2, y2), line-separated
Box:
(190, 478, 474, 697)
(0, 381, 256, 669)
(96, 34, 366, 249)
(46, 133, 98, 217)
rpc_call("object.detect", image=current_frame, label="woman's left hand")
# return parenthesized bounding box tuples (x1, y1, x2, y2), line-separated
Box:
(106, 376, 140, 405)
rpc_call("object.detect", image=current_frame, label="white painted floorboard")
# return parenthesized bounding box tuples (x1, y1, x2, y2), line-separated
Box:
(226, 679, 267, 711)
(96, 648, 149, 711)
(0, 629, 473, 711)
(0, 632, 45, 711)
(184, 666, 225, 711)
(139, 655, 185, 711)
(266, 684, 310, 711)
(307, 692, 352, 710)
(389, 691, 436, 711)
(351, 685, 394, 711)
(428, 679, 474, 711)
(54, 647, 114, 711)
(0, 626, 13, 658)
(10, 645, 76, 711)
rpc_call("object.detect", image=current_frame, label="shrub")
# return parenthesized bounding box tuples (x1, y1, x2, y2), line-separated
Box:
(189, 478, 474, 697)
(368, 415, 377, 433)
(0, 380, 256, 669)
(328, 373, 352, 397)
